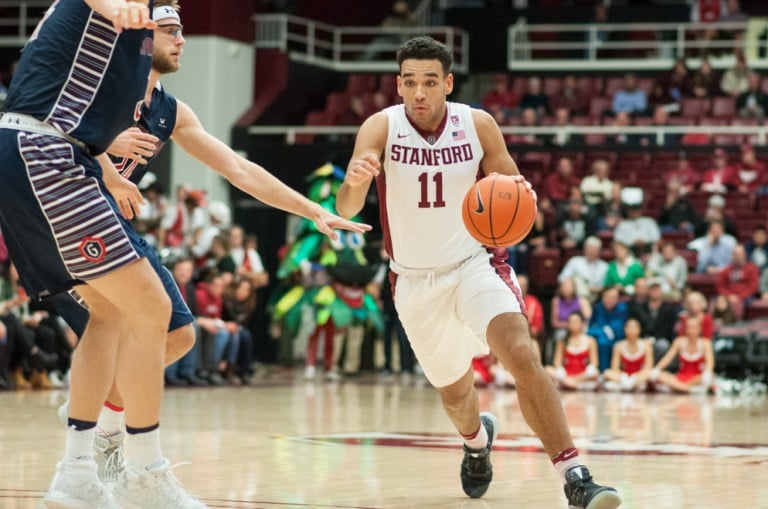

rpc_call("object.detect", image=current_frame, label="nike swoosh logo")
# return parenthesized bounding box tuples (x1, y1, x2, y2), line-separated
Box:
(397, 133, 410, 139)
(474, 186, 485, 213)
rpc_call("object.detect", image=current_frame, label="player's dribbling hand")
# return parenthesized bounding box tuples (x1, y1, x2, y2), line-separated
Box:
(345, 154, 380, 187)
(109, 1, 157, 33)
(108, 127, 159, 164)
(488, 172, 538, 204)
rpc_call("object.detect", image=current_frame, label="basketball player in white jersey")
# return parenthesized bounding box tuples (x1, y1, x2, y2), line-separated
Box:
(337, 37, 621, 509)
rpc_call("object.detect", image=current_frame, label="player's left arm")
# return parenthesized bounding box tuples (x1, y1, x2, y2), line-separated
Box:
(170, 100, 370, 240)
(472, 108, 520, 177)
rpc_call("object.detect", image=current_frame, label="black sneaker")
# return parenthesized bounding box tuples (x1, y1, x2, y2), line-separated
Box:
(564, 465, 622, 509)
(460, 412, 498, 499)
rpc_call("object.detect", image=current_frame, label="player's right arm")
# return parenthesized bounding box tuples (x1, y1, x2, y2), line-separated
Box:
(336, 112, 389, 219)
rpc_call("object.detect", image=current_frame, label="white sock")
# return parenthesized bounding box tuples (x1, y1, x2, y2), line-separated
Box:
(125, 428, 163, 470)
(65, 426, 95, 460)
(96, 403, 124, 436)
(462, 421, 489, 450)
(552, 448, 582, 484)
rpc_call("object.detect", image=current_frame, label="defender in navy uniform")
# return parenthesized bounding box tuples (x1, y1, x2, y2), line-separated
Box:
(49, 0, 373, 499)
(0, 1, 217, 508)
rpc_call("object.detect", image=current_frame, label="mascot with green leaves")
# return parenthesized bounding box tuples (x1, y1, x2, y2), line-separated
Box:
(270, 163, 383, 379)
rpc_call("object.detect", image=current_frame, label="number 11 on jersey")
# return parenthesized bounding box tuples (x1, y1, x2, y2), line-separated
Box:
(417, 171, 446, 208)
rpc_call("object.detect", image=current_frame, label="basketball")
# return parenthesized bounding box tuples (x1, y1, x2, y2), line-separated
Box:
(461, 174, 537, 248)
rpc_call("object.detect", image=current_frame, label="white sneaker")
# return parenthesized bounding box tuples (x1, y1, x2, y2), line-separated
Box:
(303, 365, 316, 380)
(114, 458, 207, 509)
(94, 432, 124, 484)
(43, 457, 118, 509)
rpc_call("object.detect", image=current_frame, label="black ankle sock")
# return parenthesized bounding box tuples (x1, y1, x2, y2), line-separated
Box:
(126, 422, 160, 435)
(67, 418, 96, 431)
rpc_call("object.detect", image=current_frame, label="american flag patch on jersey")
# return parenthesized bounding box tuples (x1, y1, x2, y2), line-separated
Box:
(452, 130, 466, 141)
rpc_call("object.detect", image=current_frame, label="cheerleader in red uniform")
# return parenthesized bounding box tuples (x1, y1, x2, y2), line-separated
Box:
(651, 317, 715, 393)
(603, 318, 654, 391)
(546, 312, 599, 390)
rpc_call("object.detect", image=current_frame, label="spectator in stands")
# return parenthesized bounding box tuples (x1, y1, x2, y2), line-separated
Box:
(730, 144, 766, 193)
(638, 106, 680, 147)
(720, 56, 751, 98)
(647, 81, 677, 114)
(360, 0, 418, 61)
(745, 226, 768, 271)
(481, 73, 519, 123)
(191, 201, 231, 265)
(597, 182, 624, 234)
(519, 76, 550, 117)
(761, 266, 768, 300)
(558, 236, 608, 301)
(550, 277, 592, 343)
(614, 201, 661, 258)
(630, 280, 679, 354)
(338, 95, 367, 125)
(736, 73, 768, 119)
(666, 58, 692, 101)
(663, 158, 700, 195)
(208, 234, 236, 283)
(659, 181, 698, 233)
(612, 73, 648, 116)
(548, 107, 583, 147)
(588, 287, 628, 371)
(678, 291, 716, 341)
(544, 156, 579, 205)
(607, 111, 637, 145)
(222, 278, 257, 385)
(550, 75, 588, 116)
(557, 197, 596, 250)
(196, 269, 238, 385)
(694, 194, 739, 239)
(691, 58, 720, 99)
(690, 219, 737, 274)
(646, 241, 689, 300)
(712, 295, 738, 330)
(651, 317, 715, 394)
(134, 172, 167, 247)
(701, 148, 734, 194)
(506, 107, 543, 145)
(580, 159, 614, 214)
(546, 312, 600, 390)
(229, 226, 269, 289)
(604, 241, 645, 295)
(715, 244, 759, 319)
(164, 257, 206, 387)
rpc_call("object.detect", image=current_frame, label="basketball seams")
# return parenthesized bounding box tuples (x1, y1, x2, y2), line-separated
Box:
(494, 180, 522, 246)
(462, 174, 536, 247)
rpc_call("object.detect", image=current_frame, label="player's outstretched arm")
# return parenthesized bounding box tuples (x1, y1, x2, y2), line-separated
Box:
(336, 112, 388, 219)
(170, 100, 370, 241)
(85, 0, 157, 32)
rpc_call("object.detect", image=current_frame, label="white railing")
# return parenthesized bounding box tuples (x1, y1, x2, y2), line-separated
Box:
(247, 124, 768, 145)
(0, 0, 49, 47)
(253, 14, 469, 74)
(508, 20, 768, 71)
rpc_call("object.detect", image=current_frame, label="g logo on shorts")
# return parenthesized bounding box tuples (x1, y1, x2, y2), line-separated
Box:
(78, 236, 106, 263)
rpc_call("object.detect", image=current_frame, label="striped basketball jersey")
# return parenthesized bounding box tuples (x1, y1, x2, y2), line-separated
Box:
(112, 82, 177, 185)
(4, 0, 154, 155)
(377, 102, 484, 269)
(619, 341, 646, 375)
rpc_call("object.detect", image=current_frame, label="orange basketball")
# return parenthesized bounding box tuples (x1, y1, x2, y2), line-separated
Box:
(461, 174, 537, 248)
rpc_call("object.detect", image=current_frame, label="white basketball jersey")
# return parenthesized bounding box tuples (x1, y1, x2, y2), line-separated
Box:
(378, 102, 484, 269)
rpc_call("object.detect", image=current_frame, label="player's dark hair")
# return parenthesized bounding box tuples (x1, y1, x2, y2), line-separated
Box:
(568, 311, 585, 322)
(397, 36, 452, 76)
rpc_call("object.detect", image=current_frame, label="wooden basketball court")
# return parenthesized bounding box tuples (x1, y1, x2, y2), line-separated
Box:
(1, 375, 767, 508)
